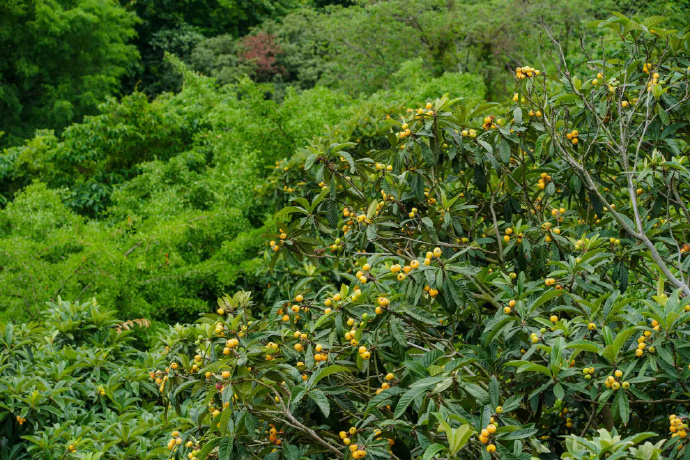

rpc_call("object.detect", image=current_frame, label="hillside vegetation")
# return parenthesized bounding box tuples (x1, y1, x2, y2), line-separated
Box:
(1, 2, 690, 460)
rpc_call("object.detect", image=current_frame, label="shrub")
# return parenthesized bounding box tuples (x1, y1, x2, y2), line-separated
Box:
(0, 298, 175, 458)
(153, 15, 690, 460)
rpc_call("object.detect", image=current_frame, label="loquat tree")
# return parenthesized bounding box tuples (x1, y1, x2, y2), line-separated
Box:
(154, 13, 690, 460)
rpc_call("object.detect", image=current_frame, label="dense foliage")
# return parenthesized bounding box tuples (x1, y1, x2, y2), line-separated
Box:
(149, 16, 690, 460)
(0, 57, 484, 324)
(0, 0, 139, 147)
(0, 298, 174, 458)
(1, 4, 690, 460)
(0, 0, 677, 149)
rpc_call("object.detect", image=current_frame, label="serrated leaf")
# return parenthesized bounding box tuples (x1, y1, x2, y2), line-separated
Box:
(304, 154, 317, 170)
(366, 224, 377, 240)
(474, 164, 487, 193)
(390, 319, 407, 348)
(513, 107, 523, 125)
(499, 139, 511, 163)
(219, 408, 233, 436)
(489, 377, 500, 407)
(308, 365, 353, 387)
(420, 141, 436, 166)
(326, 200, 338, 228)
(423, 443, 446, 460)
(218, 438, 233, 460)
(309, 389, 330, 417)
(618, 390, 629, 424)
(394, 386, 428, 418)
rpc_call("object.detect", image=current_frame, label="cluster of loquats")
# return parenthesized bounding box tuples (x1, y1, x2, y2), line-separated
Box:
(536, 172, 552, 190)
(266, 424, 284, 446)
(669, 415, 688, 441)
(166, 430, 184, 452)
(268, 229, 288, 252)
(603, 369, 630, 391)
(460, 127, 477, 138)
(338, 427, 369, 458)
(565, 129, 579, 145)
(477, 416, 499, 453)
(515, 65, 541, 79)
(481, 115, 504, 130)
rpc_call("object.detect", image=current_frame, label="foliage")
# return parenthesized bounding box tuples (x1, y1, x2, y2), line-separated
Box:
(148, 15, 690, 460)
(239, 32, 287, 82)
(0, 0, 139, 147)
(0, 53, 486, 324)
(187, 0, 612, 98)
(4, 9, 690, 460)
(0, 297, 177, 458)
(119, 0, 300, 95)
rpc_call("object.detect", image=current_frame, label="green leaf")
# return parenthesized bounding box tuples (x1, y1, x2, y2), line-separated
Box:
(366, 224, 377, 240)
(366, 200, 378, 219)
(565, 340, 601, 354)
(304, 154, 317, 170)
(420, 141, 436, 166)
(501, 428, 539, 440)
(196, 438, 221, 460)
(218, 437, 233, 460)
(390, 319, 407, 349)
(423, 443, 447, 460)
(326, 200, 339, 228)
(364, 387, 406, 414)
(502, 394, 522, 412)
(171, 379, 199, 401)
(283, 444, 301, 460)
(618, 265, 628, 293)
(219, 408, 233, 436)
(527, 289, 561, 315)
(275, 206, 306, 219)
(308, 365, 353, 387)
(450, 424, 475, 454)
(394, 386, 428, 418)
(483, 316, 519, 344)
(339, 151, 356, 173)
(517, 363, 552, 377)
(309, 389, 330, 417)
(489, 376, 500, 407)
(602, 328, 636, 365)
(513, 107, 523, 125)
(617, 390, 629, 425)
(410, 172, 425, 201)
(474, 164, 487, 193)
(499, 139, 511, 163)
(534, 134, 548, 157)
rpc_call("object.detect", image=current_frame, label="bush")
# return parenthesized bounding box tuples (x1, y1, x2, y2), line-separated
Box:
(0, 298, 175, 458)
(152, 15, 690, 460)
